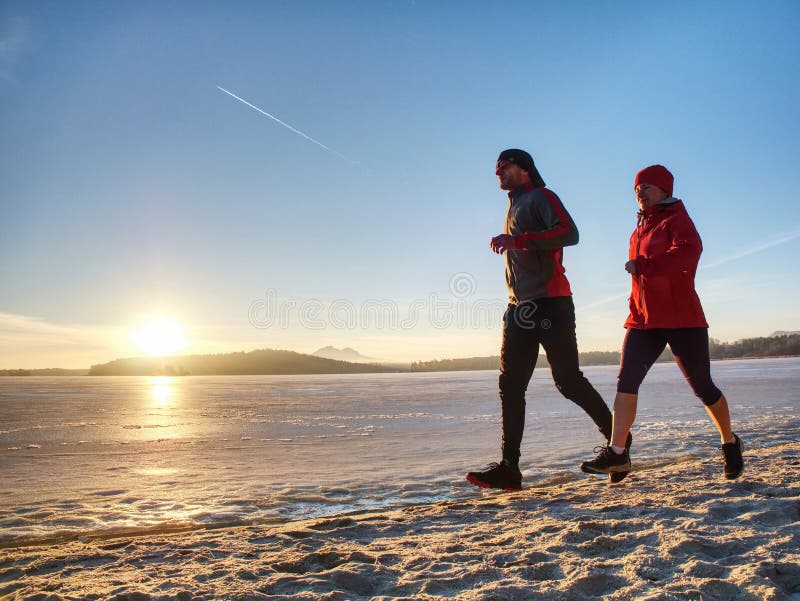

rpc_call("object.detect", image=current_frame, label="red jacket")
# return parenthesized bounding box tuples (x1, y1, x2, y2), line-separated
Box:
(624, 200, 708, 329)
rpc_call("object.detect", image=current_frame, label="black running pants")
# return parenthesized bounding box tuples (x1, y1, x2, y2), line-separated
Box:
(499, 298, 612, 463)
(617, 327, 722, 406)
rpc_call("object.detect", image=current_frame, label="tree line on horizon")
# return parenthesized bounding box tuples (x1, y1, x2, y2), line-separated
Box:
(408, 333, 800, 372)
(3, 333, 799, 376)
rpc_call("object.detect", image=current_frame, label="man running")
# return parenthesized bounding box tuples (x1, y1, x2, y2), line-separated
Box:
(466, 149, 617, 490)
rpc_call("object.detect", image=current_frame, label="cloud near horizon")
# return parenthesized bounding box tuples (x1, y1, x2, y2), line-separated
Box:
(0, 312, 323, 369)
(0, 312, 119, 369)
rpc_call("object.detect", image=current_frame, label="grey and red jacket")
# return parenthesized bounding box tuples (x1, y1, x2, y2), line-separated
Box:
(625, 199, 708, 329)
(503, 184, 579, 303)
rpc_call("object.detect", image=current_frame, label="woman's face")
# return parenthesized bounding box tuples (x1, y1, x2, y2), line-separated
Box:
(635, 183, 669, 210)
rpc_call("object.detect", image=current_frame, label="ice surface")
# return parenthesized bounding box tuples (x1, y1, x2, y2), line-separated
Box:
(1, 358, 798, 548)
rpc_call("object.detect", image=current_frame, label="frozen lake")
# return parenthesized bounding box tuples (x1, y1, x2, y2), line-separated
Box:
(2, 357, 798, 548)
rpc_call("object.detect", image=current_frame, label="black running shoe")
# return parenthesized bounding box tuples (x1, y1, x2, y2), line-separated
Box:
(721, 434, 744, 480)
(609, 433, 633, 484)
(609, 470, 629, 483)
(580, 445, 631, 475)
(466, 461, 522, 491)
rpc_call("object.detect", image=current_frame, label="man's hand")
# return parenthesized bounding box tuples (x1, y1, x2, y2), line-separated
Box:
(491, 234, 519, 254)
(625, 259, 638, 275)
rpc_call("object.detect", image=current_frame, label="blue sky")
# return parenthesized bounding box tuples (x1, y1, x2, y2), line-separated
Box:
(2, 1, 799, 367)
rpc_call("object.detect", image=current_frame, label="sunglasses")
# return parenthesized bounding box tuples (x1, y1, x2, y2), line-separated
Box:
(495, 159, 515, 173)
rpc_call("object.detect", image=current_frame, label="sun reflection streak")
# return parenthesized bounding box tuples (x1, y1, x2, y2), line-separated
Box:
(150, 376, 173, 406)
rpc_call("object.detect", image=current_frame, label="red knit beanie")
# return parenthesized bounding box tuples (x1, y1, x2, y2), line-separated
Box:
(634, 165, 674, 196)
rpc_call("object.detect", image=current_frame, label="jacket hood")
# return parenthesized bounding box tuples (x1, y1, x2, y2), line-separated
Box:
(638, 198, 684, 221)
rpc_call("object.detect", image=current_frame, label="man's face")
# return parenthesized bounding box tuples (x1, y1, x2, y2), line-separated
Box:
(496, 160, 529, 191)
(635, 183, 669, 210)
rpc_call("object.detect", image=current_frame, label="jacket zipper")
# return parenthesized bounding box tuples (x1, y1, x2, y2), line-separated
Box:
(507, 197, 517, 298)
(635, 211, 645, 326)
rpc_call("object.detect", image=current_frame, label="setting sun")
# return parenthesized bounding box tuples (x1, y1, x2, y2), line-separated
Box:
(130, 317, 188, 356)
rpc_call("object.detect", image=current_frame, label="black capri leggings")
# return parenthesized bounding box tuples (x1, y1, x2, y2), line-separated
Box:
(617, 327, 722, 406)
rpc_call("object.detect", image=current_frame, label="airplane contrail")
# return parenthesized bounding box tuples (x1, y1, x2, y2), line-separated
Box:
(699, 229, 800, 270)
(216, 85, 358, 164)
(577, 227, 800, 311)
(576, 290, 629, 312)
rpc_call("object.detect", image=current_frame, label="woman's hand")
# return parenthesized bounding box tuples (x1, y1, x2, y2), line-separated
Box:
(625, 260, 638, 275)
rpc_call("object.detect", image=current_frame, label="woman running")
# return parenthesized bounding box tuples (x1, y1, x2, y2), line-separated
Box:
(581, 165, 744, 481)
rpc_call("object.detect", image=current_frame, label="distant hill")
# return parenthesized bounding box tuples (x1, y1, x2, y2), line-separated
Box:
(88, 349, 398, 376)
(312, 346, 373, 363)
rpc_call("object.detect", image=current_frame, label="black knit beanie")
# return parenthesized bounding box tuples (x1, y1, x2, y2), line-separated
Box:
(497, 149, 546, 188)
